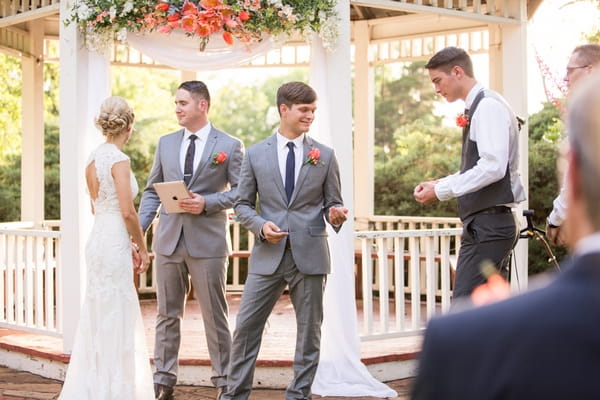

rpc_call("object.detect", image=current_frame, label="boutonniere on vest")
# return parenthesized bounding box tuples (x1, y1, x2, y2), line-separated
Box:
(304, 148, 324, 165)
(212, 151, 228, 165)
(456, 113, 470, 128)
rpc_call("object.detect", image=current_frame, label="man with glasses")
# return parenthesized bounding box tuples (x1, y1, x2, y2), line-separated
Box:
(546, 44, 600, 247)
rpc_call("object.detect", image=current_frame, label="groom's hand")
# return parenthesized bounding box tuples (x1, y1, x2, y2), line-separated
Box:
(179, 192, 206, 214)
(262, 221, 288, 244)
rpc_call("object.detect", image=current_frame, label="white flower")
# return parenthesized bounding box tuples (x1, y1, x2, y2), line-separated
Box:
(122, 0, 134, 14)
(76, 3, 91, 20)
(109, 6, 117, 20)
(116, 27, 128, 42)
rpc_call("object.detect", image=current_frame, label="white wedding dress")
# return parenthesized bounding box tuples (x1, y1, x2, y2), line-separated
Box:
(59, 143, 154, 400)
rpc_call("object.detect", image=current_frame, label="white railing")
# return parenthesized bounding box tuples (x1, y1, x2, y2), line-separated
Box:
(0, 216, 462, 340)
(355, 227, 462, 340)
(0, 223, 61, 336)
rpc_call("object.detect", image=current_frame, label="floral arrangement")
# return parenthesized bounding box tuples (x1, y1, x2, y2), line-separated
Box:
(304, 147, 323, 165)
(64, 0, 339, 53)
(456, 113, 469, 128)
(212, 151, 228, 165)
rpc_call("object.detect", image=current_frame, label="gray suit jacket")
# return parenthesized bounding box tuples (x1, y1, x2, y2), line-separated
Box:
(138, 127, 244, 258)
(234, 134, 343, 275)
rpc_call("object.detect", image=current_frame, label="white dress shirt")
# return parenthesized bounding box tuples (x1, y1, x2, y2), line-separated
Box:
(435, 83, 519, 206)
(276, 132, 304, 187)
(180, 122, 212, 175)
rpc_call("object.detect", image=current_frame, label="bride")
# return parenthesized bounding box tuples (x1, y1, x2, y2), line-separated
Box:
(59, 96, 154, 399)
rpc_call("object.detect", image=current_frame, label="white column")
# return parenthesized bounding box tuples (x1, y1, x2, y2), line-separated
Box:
(488, 0, 529, 290)
(309, 1, 396, 397)
(20, 22, 45, 226)
(59, 4, 110, 351)
(353, 20, 375, 227)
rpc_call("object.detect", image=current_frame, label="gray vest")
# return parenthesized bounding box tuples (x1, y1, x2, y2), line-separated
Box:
(457, 91, 514, 220)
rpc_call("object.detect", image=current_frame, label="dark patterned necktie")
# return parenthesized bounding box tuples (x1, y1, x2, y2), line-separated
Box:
(183, 134, 197, 186)
(285, 142, 295, 202)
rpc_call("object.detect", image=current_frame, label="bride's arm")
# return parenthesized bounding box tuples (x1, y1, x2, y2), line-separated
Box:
(112, 159, 150, 274)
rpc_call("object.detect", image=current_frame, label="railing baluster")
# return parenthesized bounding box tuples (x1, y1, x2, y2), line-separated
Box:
(376, 237, 389, 334)
(361, 238, 374, 335)
(424, 236, 436, 320)
(394, 236, 404, 331)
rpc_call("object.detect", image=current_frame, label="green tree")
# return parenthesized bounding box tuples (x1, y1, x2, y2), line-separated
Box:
(374, 120, 460, 217)
(0, 53, 22, 158)
(374, 62, 439, 153)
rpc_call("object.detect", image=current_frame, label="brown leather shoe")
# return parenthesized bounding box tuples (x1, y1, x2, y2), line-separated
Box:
(154, 383, 174, 400)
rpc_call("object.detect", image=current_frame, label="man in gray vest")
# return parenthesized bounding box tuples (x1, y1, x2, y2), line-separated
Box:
(414, 47, 525, 301)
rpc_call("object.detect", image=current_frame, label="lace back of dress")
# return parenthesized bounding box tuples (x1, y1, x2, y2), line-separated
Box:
(89, 144, 129, 214)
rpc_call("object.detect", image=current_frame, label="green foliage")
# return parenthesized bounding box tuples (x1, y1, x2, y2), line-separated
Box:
(374, 62, 440, 153)
(44, 122, 61, 220)
(527, 101, 563, 141)
(374, 120, 460, 217)
(210, 68, 307, 146)
(0, 53, 22, 158)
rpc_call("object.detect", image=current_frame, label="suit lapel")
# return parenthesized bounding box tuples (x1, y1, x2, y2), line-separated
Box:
(266, 135, 288, 203)
(170, 130, 186, 180)
(288, 136, 314, 205)
(189, 127, 218, 185)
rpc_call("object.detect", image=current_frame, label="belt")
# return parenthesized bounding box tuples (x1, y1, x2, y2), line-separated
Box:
(476, 206, 512, 215)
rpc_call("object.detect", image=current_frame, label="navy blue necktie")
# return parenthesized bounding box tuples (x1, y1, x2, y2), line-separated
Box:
(183, 134, 197, 186)
(285, 142, 295, 202)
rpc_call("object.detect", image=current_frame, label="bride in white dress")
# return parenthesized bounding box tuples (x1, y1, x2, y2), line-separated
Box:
(59, 96, 154, 399)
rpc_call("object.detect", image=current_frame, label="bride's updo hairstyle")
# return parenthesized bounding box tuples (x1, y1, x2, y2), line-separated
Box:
(95, 96, 135, 138)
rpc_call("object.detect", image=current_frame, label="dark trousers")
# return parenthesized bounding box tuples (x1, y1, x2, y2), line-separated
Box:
(453, 212, 517, 299)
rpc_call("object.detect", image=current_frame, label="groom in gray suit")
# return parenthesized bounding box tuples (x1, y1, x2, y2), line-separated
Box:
(138, 81, 244, 400)
(222, 82, 348, 400)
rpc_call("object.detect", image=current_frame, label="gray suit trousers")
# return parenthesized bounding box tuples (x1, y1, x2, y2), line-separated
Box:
(153, 235, 231, 388)
(223, 249, 326, 400)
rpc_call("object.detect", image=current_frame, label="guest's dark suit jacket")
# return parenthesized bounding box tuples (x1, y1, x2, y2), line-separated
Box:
(412, 252, 600, 400)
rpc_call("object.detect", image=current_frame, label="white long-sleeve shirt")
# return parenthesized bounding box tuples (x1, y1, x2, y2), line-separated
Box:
(435, 83, 525, 206)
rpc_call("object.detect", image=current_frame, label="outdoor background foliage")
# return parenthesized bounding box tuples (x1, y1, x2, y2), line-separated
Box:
(0, 54, 568, 275)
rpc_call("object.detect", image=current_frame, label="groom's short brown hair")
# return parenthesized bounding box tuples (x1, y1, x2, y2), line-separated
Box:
(277, 82, 317, 114)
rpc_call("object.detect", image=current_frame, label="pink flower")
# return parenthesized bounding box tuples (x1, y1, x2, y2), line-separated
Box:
(212, 151, 228, 165)
(304, 148, 322, 165)
(456, 113, 469, 128)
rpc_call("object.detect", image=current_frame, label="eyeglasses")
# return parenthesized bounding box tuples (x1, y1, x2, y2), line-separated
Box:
(566, 65, 590, 75)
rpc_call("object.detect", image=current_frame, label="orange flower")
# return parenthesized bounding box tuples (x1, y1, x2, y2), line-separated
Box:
(212, 151, 228, 165)
(238, 10, 250, 21)
(155, 2, 169, 12)
(166, 12, 180, 22)
(456, 113, 469, 128)
(304, 148, 322, 165)
(222, 31, 233, 45)
(200, 0, 221, 9)
(181, 15, 196, 32)
(181, 1, 198, 16)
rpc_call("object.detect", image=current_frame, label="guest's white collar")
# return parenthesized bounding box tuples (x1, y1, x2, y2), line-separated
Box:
(276, 131, 305, 150)
(184, 122, 211, 142)
(573, 232, 600, 256)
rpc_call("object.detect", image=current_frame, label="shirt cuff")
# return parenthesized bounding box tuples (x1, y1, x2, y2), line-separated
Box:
(434, 178, 453, 201)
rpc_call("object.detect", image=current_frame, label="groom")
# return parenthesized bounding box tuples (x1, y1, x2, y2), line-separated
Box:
(222, 81, 348, 400)
(138, 81, 244, 400)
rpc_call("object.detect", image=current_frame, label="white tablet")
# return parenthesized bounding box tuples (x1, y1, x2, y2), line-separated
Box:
(153, 181, 191, 214)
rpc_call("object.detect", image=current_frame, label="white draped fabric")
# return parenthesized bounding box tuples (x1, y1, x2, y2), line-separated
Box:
(127, 30, 275, 71)
(308, 26, 397, 398)
(126, 19, 396, 398)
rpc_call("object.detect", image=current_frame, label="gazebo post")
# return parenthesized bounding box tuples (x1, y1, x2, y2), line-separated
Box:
(20, 21, 45, 227)
(353, 19, 375, 229)
(58, 6, 110, 351)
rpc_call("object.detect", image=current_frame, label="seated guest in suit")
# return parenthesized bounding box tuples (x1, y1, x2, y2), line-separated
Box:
(411, 70, 600, 400)
(221, 82, 348, 400)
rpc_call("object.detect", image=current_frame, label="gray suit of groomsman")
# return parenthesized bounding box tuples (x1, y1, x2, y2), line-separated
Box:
(138, 81, 243, 400)
(222, 82, 348, 400)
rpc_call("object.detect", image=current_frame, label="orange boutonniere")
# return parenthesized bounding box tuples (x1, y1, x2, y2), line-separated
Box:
(456, 113, 470, 128)
(304, 148, 324, 166)
(212, 151, 227, 165)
